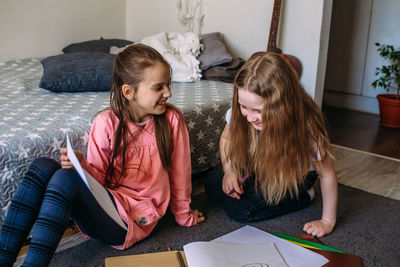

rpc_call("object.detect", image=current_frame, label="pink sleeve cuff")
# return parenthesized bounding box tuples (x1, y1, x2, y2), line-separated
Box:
(175, 212, 197, 227)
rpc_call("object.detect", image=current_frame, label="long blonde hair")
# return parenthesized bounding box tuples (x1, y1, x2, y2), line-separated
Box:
(229, 52, 331, 204)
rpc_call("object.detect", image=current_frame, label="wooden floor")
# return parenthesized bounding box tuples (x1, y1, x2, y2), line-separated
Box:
(322, 106, 400, 159)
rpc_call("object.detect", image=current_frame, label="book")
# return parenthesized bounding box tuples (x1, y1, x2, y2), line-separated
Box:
(294, 235, 364, 267)
(106, 241, 288, 267)
(105, 250, 187, 267)
(183, 241, 288, 267)
(66, 134, 127, 231)
(305, 247, 364, 267)
(105, 226, 328, 267)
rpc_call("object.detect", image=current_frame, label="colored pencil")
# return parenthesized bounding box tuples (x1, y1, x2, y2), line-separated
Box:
(273, 232, 347, 254)
(227, 174, 249, 196)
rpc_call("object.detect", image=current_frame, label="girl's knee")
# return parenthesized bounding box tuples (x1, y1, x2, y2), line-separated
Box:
(49, 168, 80, 188)
(30, 157, 60, 174)
(223, 198, 252, 223)
(27, 157, 60, 184)
(44, 169, 88, 213)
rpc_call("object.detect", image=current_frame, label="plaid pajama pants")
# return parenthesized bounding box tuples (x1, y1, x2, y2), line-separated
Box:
(0, 157, 126, 267)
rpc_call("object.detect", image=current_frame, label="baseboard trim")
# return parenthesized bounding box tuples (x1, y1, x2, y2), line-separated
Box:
(323, 91, 379, 114)
(332, 144, 400, 162)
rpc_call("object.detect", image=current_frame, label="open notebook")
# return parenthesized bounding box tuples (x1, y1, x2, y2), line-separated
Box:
(105, 226, 329, 267)
(183, 241, 288, 267)
(105, 241, 288, 267)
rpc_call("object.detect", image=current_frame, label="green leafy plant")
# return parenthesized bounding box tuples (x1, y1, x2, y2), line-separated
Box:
(371, 42, 400, 99)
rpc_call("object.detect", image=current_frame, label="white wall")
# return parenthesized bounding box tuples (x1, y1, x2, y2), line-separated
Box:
(126, 0, 333, 106)
(0, 0, 332, 106)
(0, 0, 126, 61)
(363, 0, 400, 97)
(323, 0, 400, 114)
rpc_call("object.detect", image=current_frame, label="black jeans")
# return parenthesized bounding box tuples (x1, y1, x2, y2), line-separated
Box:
(204, 164, 318, 223)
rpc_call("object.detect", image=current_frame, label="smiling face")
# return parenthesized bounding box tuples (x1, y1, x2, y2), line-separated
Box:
(126, 62, 172, 123)
(238, 88, 264, 130)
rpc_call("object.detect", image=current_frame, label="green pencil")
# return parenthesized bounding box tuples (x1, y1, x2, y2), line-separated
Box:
(273, 232, 347, 254)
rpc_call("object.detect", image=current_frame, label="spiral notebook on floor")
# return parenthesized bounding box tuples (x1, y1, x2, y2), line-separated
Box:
(105, 226, 329, 267)
(105, 250, 187, 267)
(105, 241, 288, 267)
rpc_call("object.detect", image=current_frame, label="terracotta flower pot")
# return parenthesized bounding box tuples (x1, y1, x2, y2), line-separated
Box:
(376, 94, 400, 128)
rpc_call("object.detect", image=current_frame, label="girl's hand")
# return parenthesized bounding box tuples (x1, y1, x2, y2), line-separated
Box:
(60, 148, 83, 169)
(222, 172, 243, 199)
(303, 219, 335, 238)
(191, 209, 205, 223)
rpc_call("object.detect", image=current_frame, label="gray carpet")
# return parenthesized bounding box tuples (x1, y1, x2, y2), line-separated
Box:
(49, 181, 400, 267)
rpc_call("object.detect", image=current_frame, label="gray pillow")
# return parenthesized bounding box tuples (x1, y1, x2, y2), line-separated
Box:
(198, 32, 232, 71)
(62, 38, 133, 53)
(39, 52, 116, 92)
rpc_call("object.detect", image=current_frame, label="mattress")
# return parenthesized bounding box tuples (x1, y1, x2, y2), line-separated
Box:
(0, 58, 233, 225)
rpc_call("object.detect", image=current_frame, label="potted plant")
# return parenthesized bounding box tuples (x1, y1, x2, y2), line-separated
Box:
(371, 42, 400, 128)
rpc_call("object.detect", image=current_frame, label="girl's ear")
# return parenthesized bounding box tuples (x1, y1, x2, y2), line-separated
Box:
(122, 84, 135, 101)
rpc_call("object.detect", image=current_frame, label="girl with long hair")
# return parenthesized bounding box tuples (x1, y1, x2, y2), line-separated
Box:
(0, 44, 204, 266)
(205, 52, 337, 237)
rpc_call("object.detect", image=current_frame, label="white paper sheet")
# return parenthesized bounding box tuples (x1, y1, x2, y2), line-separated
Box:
(66, 134, 90, 189)
(65, 134, 127, 230)
(184, 241, 288, 267)
(213, 226, 328, 267)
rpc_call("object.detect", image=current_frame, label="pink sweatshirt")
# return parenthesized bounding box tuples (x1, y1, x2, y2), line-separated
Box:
(80, 108, 197, 249)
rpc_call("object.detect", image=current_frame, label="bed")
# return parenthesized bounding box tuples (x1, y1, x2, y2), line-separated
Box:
(0, 55, 235, 225)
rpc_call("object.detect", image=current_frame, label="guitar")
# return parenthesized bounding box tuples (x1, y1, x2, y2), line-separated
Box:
(267, 0, 302, 77)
